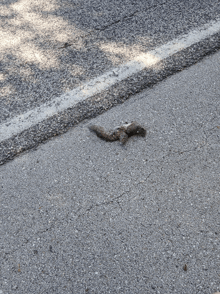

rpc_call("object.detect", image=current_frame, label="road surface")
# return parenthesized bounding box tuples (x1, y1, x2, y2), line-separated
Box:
(1, 0, 220, 164)
(1, 50, 220, 294)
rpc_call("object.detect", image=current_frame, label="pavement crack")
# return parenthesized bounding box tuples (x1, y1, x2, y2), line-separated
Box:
(134, 172, 153, 186)
(174, 141, 208, 155)
(116, 200, 123, 211)
(94, 10, 139, 31)
(77, 189, 130, 219)
(93, 1, 168, 32)
(59, 1, 169, 45)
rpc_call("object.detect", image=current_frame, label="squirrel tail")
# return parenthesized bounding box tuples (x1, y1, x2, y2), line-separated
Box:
(89, 125, 118, 142)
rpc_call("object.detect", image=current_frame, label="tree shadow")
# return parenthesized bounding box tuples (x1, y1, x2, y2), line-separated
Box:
(0, 0, 220, 122)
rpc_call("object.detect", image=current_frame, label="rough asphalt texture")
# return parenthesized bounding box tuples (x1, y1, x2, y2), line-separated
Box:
(1, 51, 220, 293)
(1, 33, 220, 166)
(1, 0, 220, 122)
(1, 0, 220, 164)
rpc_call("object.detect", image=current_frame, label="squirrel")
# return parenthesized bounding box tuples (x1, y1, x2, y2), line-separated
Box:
(89, 122, 146, 144)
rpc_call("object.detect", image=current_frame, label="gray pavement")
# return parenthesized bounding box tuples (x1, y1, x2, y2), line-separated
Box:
(1, 0, 220, 122)
(1, 0, 220, 165)
(0, 51, 220, 293)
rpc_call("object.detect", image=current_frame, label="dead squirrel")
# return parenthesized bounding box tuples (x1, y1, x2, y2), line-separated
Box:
(89, 122, 146, 144)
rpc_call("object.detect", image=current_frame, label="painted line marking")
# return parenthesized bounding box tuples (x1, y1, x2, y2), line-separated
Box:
(1, 18, 220, 142)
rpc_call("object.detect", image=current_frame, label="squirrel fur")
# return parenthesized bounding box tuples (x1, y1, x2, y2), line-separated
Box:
(89, 122, 146, 144)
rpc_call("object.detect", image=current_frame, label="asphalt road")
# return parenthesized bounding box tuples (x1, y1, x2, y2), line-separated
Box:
(1, 1, 220, 165)
(0, 50, 220, 294)
(1, 0, 220, 122)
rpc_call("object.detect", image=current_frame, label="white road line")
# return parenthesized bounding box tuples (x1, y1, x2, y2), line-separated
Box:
(1, 18, 220, 142)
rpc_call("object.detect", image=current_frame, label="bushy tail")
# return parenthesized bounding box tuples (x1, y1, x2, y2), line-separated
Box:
(89, 125, 118, 141)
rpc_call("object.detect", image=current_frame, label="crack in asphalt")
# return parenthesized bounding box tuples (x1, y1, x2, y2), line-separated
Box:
(93, 10, 139, 31)
(93, 0, 169, 31)
(75, 172, 153, 218)
(66, 0, 169, 44)
(76, 189, 131, 219)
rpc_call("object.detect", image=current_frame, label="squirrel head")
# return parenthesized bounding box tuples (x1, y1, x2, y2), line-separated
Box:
(136, 126, 146, 137)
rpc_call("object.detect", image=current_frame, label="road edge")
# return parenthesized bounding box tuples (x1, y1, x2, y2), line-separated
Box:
(1, 32, 220, 165)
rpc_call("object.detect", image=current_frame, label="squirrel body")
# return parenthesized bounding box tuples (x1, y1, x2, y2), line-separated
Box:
(89, 122, 146, 144)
